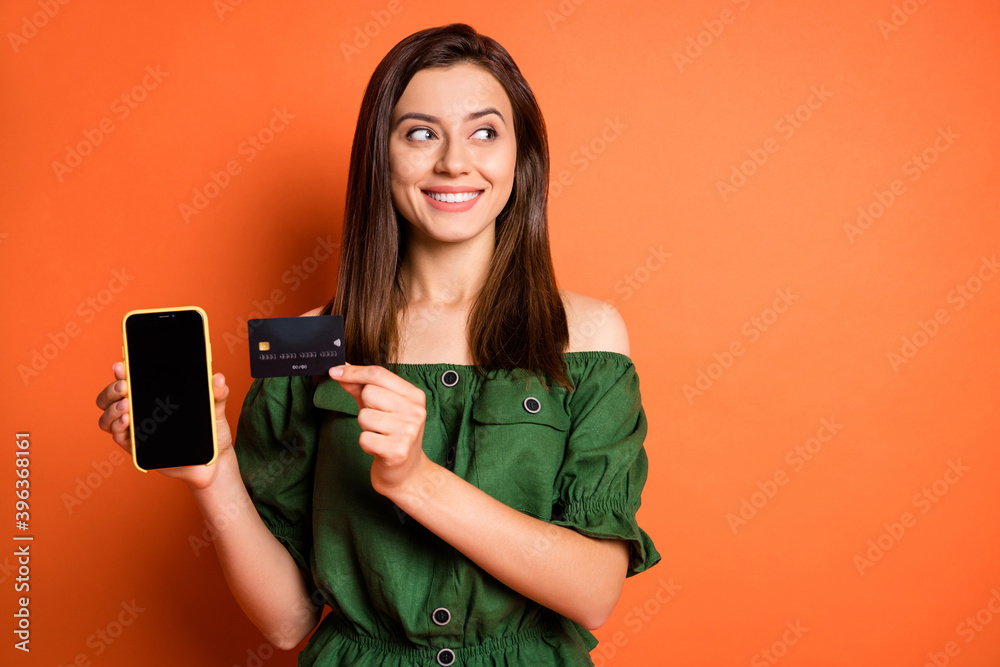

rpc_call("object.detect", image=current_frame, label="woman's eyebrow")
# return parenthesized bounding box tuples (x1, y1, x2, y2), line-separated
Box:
(466, 107, 505, 124)
(394, 107, 506, 129)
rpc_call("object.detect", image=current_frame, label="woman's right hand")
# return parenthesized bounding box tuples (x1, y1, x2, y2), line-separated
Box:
(95, 361, 235, 490)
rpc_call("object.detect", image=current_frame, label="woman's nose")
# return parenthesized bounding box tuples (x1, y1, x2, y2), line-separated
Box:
(436, 137, 472, 176)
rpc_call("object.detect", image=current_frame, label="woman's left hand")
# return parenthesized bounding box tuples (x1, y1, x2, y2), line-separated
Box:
(329, 364, 430, 496)
(329, 365, 628, 629)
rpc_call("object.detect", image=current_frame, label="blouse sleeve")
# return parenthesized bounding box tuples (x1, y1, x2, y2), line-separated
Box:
(552, 353, 661, 577)
(233, 375, 321, 574)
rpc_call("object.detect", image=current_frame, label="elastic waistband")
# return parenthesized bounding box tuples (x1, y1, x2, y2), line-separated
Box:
(317, 613, 561, 660)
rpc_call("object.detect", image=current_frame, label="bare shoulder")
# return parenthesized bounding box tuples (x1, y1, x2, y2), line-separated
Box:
(560, 290, 630, 356)
(299, 306, 324, 317)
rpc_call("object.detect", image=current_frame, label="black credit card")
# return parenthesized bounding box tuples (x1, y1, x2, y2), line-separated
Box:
(247, 315, 345, 378)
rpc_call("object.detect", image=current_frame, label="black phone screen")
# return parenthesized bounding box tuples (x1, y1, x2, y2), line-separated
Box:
(124, 309, 215, 470)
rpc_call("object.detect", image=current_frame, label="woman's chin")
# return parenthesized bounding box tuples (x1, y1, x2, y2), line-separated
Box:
(404, 220, 496, 247)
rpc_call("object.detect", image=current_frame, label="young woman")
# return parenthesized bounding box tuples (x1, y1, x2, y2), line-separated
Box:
(96, 23, 658, 666)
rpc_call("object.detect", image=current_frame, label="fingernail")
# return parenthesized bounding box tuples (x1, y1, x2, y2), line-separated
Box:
(330, 366, 344, 378)
(115, 381, 125, 393)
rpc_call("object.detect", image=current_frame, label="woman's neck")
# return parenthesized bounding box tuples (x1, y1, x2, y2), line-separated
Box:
(399, 232, 494, 307)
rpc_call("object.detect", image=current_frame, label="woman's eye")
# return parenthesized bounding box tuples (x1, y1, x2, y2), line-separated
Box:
(407, 128, 435, 141)
(472, 128, 496, 140)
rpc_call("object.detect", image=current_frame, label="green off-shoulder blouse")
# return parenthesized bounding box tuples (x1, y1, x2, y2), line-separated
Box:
(234, 351, 660, 666)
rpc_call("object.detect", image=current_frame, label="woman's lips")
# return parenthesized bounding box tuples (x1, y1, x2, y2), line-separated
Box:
(422, 189, 483, 212)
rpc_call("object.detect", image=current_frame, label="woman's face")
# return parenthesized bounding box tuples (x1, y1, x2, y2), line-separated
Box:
(389, 63, 517, 248)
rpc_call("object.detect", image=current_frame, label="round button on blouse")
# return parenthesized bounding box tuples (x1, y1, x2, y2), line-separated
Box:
(444, 446, 456, 470)
(436, 647, 456, 666)
(432, 606, 451, 626)
(441, 370, 459, 387)
(523, 396, 541, 414)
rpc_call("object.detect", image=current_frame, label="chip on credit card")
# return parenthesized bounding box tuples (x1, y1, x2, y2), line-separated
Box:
(247, 315, 345, 378)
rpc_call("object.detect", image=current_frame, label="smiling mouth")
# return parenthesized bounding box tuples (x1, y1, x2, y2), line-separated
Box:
(423, 190, 483, 203)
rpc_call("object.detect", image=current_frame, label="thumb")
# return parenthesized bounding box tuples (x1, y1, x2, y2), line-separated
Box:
(212, 373, 229, 417)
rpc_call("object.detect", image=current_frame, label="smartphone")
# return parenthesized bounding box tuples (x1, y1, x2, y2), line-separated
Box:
(122, 307, 218, 472)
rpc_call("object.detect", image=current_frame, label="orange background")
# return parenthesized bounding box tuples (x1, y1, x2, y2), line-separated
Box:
(3, 0, 1000, 665)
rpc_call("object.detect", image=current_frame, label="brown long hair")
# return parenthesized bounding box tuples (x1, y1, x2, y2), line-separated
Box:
(323, 23, 570, 389)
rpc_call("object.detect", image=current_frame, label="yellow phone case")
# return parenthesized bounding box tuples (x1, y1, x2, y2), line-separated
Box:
(121, 306, 218, 473)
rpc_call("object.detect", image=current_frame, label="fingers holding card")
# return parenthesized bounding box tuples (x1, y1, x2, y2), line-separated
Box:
(329, 363, 430, 491)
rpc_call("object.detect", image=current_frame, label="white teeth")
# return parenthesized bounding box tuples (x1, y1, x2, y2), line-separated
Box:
(426, 190, 480, 203)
